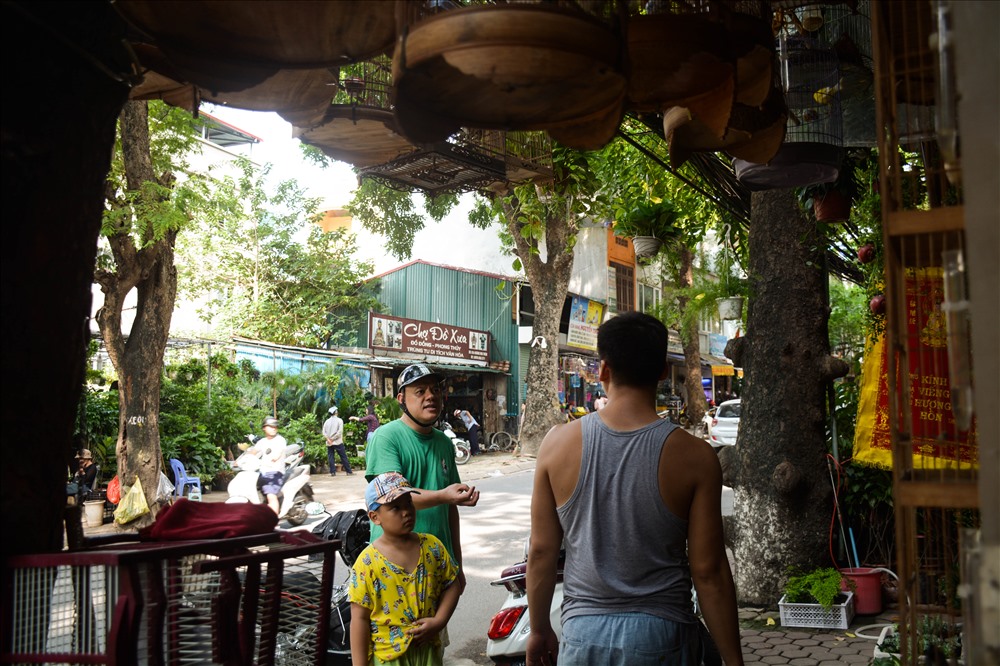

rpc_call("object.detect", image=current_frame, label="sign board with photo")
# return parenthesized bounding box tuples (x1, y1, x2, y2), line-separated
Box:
(368, 313, 490, 364)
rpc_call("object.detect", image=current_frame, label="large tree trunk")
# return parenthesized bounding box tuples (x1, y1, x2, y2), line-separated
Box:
(725, 189, 848, 606)
(94, 101, 178, 527)
(502, 200, 574, 457)
(675, 245, 707, 424)
(1, 2, 129, 556)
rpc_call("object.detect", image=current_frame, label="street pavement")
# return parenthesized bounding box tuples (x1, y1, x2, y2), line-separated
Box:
(81, 450, 894, 665)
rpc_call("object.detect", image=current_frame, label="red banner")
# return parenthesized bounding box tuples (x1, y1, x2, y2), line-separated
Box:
(853, 270, 978, 469)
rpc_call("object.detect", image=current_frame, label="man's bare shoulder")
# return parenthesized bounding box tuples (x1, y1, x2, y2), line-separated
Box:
(538, 421, 582, 458)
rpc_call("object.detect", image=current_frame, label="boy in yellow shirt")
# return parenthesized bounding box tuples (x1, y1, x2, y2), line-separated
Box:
(350, 472, 460, 665)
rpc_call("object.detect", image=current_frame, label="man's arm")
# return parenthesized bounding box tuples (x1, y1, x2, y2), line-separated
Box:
(526, 435, 563, 666)
(685, 441, 745, 666)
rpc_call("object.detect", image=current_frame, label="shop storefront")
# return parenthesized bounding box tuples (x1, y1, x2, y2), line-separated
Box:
(367, 313, 510, 437)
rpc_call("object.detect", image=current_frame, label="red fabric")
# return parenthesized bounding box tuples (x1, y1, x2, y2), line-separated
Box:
(139, 498, 278, 541)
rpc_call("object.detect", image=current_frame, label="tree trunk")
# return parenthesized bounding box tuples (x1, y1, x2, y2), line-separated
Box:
(1, 2, 129, 556)
(502, 200, 575, 457)
(728, 189, 843, 606)
(95, 101, 178, 527)
(675, 245, 707, 425)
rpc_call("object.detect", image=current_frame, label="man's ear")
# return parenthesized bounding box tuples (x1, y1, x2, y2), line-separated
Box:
(658, 363, 670, 381)
(598, 360, 611, 384)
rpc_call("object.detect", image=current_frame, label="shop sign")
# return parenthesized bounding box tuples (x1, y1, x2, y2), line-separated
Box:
(567, 296, 603, 351)
(709, 333, 729, 357)
(369, 313, 489, 363)
(668, 330, 683, 355)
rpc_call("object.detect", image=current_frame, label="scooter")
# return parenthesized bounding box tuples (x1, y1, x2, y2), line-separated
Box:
(487, 541, 564, 666)
(226, 438, 313, 525)
(440, 420, 472, 465)
(486, 542, 721, 666)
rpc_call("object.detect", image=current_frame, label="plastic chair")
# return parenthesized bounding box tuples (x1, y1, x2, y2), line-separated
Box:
(169, 458, 202, 499)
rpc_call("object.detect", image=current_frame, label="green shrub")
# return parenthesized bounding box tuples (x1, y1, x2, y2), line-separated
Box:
(783, 567, 847, 609)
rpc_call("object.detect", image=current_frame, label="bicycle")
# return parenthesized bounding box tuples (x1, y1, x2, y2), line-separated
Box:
(486, 431, 517, 453)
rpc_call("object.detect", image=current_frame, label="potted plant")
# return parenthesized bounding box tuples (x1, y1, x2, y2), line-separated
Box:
(778, 566, 856, 630)
(712, 243, 747, 321)
(874, 616, 964, 664)
(613, 199, 679, 258)
(797, 155, 862, 223)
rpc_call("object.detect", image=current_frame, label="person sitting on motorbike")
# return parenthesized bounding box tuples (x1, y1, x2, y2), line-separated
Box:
(248, 416, 287, 515)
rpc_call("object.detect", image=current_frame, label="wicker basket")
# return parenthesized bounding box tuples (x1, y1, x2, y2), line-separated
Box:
(779, 591, 855, 630)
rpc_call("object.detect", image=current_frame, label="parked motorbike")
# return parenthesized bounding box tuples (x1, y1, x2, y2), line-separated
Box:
(487, 542, 564, 666)
(226, 437, 313, 525)
(486, 541, 721, 666)
(440, 420, 472, 465)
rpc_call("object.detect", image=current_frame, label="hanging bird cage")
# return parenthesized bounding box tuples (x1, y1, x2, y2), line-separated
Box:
(735, 12, 846, 190)
(870, 1, 972, 664)
(391, 2, 626, 152)
(295, 55, 417, 169)
(358, 129, 553, 197)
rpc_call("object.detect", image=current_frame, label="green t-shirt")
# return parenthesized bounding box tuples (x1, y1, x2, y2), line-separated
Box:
(365, 419, 462, 557)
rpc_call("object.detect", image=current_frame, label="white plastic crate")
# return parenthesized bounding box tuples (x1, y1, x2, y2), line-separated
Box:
(778, 591, 855, 630)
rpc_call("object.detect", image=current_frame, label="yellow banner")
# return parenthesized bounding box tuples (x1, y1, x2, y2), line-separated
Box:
(712, 365, 735, 376)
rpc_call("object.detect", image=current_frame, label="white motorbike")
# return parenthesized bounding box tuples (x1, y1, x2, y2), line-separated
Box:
(226, 438, 313, 525)
(486, 541, 719, 666)
(440, 420, 472, 465)
(487, 542, 563, 666)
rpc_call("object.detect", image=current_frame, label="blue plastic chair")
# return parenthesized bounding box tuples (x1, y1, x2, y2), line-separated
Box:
(169, 458, 202, 499)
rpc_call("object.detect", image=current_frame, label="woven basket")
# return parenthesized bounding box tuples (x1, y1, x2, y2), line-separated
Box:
(779, 591, 855, 630)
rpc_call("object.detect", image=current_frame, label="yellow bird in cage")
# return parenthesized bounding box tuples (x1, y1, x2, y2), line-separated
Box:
(813, 78, 843, 105)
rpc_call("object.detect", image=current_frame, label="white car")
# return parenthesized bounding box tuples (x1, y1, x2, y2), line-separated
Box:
(709, 399, 741, 450)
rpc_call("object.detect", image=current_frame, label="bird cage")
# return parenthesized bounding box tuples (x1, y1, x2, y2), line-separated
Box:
(870, 1, 975, 663)
(295, 55, 416, 169)
(358, 129, 553, 197)
(735, 9, 845, 189)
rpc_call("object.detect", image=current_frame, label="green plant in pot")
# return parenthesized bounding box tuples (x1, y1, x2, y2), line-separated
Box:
(797, 156, 862, 223)
(783, 566, 852, 608)
(613, 199, 679, 258)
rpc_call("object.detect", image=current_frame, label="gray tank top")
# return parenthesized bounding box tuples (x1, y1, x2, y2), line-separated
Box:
(557, 412, 696, 624)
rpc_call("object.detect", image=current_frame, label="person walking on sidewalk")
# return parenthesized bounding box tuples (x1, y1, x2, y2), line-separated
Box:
(323, 406, 353, 476)
(453, 408, 481, 455)
(526, 311, 743, 666)
(366, 363, 480, 592)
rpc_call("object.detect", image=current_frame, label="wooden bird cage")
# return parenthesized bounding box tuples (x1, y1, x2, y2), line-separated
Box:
(871, 1, 976, 663)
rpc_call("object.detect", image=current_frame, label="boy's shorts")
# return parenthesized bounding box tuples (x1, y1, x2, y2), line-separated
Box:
(260, 471, 284, 496)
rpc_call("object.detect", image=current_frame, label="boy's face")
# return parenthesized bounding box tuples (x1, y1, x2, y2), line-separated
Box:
(370, 493, 416, 534)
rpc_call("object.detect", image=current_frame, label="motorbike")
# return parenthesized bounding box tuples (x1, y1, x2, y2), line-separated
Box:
(313, 508, 371, 665)
(440, 420, 472, 465)
(487, 542, 564, 666)
(486, 542, 721, 666)
(226, 436, 314, 525)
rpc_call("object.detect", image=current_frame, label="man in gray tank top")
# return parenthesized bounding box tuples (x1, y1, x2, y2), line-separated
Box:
(526, 312, 744, 666)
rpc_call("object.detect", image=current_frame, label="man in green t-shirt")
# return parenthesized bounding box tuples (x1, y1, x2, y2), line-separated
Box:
(366, 363, 481, 590)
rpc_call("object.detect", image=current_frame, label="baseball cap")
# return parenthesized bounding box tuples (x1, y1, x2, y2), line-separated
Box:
(328, 406, 338, 414)
(365, 472, 421, 512)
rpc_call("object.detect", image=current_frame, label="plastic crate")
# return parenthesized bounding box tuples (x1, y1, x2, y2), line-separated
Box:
(4, 523, 341, 665)
(778, 591, 855, 630)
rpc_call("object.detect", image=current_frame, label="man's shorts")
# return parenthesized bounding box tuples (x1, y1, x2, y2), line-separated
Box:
(559, 612, 704, 666)
(260, 471, 284, 496)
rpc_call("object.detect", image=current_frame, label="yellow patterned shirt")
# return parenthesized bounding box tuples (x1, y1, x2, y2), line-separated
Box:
(348, 533, 458, 662)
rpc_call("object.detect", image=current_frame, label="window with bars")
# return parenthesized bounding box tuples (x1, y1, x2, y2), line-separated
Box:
(611, 262, 635, 312)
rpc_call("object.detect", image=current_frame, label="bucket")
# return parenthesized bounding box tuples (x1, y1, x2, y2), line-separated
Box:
(83, 500, 105, 528)
(840, 567, 883, 615)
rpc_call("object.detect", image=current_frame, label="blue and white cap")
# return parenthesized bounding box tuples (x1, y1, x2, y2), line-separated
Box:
(365, 472, 421, 512)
